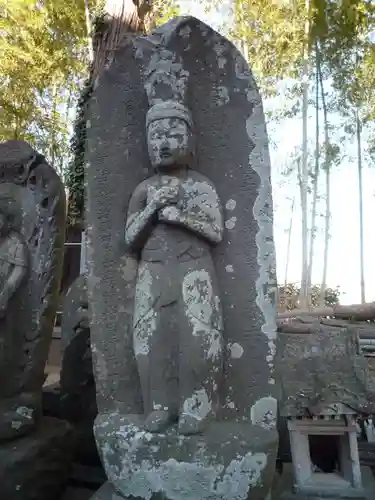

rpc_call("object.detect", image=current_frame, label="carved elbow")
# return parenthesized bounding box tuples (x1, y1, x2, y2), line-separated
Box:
(124, 224, 134, 245)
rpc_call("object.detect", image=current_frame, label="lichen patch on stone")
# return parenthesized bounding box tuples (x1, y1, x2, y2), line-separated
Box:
(182, 388, 211, 421)
(250, 396, 277, 431)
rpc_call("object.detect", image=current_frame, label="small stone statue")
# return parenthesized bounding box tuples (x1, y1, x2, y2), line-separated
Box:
(0, 198, 31, 435)
(125, 101, 224, 435)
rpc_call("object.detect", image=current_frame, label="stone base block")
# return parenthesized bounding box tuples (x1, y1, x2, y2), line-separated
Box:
(90, 482, 123, 499)
(277, 464, 375, 500)
(62, 486, 98, 500)
(0, 416, 73, 500)
(94, 412, 278, 500)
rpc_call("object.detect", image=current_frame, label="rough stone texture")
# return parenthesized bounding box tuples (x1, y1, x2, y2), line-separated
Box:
(59, 274, 99, 466)
(279, 328, 375, 417)
(86, 16, 278, 500)
(62, 487, 96, 500)
(276, 464, 375, 500)
(95, 413, 277, 500)
(0, 140, 66, 441)
(0, 417, 73, 500)
(60, 275, 96, 423)
(90, 482, 123, 500)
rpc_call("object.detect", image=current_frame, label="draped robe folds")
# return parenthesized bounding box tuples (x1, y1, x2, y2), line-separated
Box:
(126, 171, 224, 421)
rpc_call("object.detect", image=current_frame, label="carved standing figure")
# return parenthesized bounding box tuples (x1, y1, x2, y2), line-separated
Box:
(0, 198, 28, 317)
(125, 101, 224, 435)
(0, 141, 66, 442)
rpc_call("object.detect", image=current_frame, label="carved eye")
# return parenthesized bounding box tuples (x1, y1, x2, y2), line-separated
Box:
(41, 197, 49, 209)
(29, 175, 37, 185)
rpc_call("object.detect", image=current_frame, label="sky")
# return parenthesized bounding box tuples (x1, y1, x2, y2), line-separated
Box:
(179, 0, 375, 306)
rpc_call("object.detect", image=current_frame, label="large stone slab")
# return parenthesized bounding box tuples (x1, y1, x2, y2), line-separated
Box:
(86, 15, 278, 500)
(0, 417, 72, 500)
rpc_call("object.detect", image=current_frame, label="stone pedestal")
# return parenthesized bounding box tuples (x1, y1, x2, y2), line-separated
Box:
(0, 417, 73, 500)
(277, 463, 375, 500)
(94, 413, 277, 500)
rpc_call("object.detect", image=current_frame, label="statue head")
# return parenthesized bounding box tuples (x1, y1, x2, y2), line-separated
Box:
(0, 197, 21, 235)
(146, 101, 194, 169)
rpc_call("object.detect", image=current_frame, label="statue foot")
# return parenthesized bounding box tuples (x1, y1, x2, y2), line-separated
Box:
(0, 392, 39, 442)
(143, 410, 172, 433)
(178, 413, 207, 435)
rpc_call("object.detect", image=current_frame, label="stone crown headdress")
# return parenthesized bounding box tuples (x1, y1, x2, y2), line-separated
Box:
(143, 48, 192, 130)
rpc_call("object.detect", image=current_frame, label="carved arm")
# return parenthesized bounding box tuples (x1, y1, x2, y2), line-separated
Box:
(0, 237, 28, 307)
(125, 201, 158, 251)
(159, 206, 223, 245)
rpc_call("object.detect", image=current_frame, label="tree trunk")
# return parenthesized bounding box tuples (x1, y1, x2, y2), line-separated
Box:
(84, 0, 94, 62)
(307, 41, 320, 298)
(356, 108, 366, 304)
(92, 0, 153, 81)
(50, 84, 57, 171)
(318, 51, 330, 308)
(284, 196, 295, 287)
(277, 301, 375, 322)
(299, 0, 310, 309)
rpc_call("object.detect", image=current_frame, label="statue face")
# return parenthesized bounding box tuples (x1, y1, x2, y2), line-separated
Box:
(147, 117, 193, 169)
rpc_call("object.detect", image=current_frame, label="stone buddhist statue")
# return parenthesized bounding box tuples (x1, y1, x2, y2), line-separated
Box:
(125, 101, 224, 434)
(87, 16, 278, 500)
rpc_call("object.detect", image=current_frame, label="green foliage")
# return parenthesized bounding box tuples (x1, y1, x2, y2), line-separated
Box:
(153, 0, 180, 26)
(226, 0, 375, 113)
(278, 282, 340, 312)
(230, 0, 307, 94)
(0, 0, 90, 172)
(66, 74, 93, 227)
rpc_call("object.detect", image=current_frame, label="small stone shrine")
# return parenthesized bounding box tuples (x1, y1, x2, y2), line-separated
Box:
(86, 16, 278, 500)
(278, 323, 375, 499)
(0, 140, 71, 500)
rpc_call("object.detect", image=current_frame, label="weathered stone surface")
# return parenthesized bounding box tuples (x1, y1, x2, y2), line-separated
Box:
(95, 412, 277, 500)
(60, 275, 96, 423)
(90, 482, 123, 500)
(0, 417, 72, 500)
(279, 328, 375, 417)
(276, 464, 375, 500)
(0, 140, 66, 441)
(62, 487, 96, 500)
(86, 15, 278, 500)
(59, 274, 100, 466)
